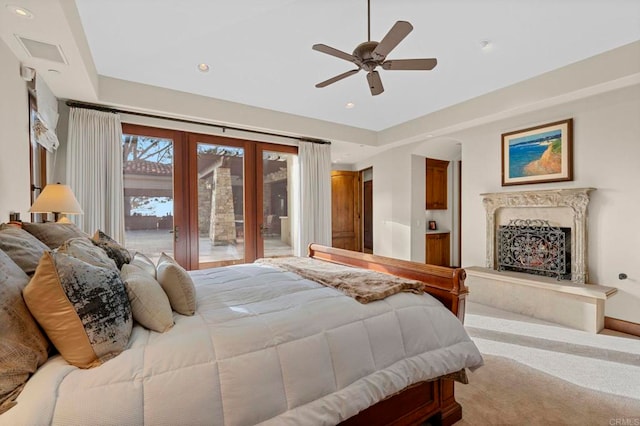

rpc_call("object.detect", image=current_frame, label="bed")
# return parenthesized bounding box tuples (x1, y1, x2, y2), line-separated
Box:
(1, 241, 482, 426)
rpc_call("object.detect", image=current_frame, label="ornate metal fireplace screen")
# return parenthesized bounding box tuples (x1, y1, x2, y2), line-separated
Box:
(497, 219, 571, 280)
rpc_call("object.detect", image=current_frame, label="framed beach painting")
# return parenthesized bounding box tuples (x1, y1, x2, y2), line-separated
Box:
(501, 118, 573, 186)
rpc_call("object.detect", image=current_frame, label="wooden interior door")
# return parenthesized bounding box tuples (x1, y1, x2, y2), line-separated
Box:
(331, 170, 361, 251)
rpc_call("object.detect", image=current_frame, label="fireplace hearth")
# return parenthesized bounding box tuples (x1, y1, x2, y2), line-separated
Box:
(497, 219, 571, 280)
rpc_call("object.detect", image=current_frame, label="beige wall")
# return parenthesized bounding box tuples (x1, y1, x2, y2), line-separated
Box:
(0, 39, 31, 221)
(359, 84, 640, 324)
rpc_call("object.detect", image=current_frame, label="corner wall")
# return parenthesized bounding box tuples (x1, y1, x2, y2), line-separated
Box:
(0, 39, 30, 220)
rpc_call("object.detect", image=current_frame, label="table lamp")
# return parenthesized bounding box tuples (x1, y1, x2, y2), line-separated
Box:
(28, 183, 83, 222)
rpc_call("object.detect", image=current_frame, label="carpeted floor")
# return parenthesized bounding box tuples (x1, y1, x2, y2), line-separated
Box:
(456, 354, 640, 426)
(454, 302, 640, 425)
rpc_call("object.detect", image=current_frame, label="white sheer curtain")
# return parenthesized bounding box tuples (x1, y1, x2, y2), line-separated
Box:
(66, 108, 125, 242)
(295, 141, 331, 256)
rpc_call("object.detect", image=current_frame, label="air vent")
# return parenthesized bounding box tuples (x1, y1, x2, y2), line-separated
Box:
(15, 36, 67, 64)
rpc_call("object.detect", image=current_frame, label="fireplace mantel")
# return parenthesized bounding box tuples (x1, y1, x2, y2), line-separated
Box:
(481, 188, 595, 284)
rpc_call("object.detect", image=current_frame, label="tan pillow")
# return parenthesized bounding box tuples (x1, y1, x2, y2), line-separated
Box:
(57, 237, 118, 271)
(156, 253, 196, 316)
(0, 224, 50, 276)
(22, 222, 87, 249)
(130, 251, 157, 278)
(23, 252, 132, 369)
(121, 264, 173, 333)
(0, 249, 49, 414)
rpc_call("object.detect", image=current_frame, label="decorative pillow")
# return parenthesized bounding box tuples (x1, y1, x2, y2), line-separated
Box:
(92, 230, 132, 269)
(130, 251, 157, 279)
(0, 249, 49, 414)
(22, 222, 87, 249)
(23, 252, 132, 369)
(121, 264, 174, 333)
(0, 224, 50, 276)
(57, 237, 118, 271)
(156, 253, 196, 316)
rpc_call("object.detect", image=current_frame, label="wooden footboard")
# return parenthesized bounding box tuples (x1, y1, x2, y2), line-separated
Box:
(307, 244, 468, 322)
(308, 244, 468, 426)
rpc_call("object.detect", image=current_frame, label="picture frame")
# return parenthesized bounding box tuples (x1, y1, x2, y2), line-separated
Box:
(428, 220, 437, 231)
(501, 118, 573, 186)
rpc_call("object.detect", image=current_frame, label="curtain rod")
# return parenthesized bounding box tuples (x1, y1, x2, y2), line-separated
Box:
(64, 100, 331, 145)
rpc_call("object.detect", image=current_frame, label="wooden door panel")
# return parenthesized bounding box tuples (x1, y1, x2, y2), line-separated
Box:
(331, 171, 360, 251)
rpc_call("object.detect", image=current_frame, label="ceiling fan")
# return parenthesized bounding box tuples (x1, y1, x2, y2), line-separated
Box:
(312, 0, 437, 96)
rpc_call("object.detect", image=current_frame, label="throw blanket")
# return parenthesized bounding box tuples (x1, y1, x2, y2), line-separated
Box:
(256, 256, 424, 303)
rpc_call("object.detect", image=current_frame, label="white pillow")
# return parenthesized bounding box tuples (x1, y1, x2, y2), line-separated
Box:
(130, 251, 157, 278)
(156, 253, 196, 316)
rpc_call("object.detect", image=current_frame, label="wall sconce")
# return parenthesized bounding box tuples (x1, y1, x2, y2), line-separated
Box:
(28, 183, 83, 222)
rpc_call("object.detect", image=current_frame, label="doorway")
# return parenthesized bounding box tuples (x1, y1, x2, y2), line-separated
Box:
(121, 123, 298, 269)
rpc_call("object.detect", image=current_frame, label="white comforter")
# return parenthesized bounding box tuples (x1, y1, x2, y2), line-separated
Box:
(3, 263, 483, 426)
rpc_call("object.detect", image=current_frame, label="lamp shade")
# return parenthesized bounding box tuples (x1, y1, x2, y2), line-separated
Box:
(29, 184, 83, 215)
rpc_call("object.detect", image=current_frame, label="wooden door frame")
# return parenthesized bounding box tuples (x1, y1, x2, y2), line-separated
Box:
(186, 133, 258, 270)
(255, 143, 298, 259)
(121, 123, 189, 266)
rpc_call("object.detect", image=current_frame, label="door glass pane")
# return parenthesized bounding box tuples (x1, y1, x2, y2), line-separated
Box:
(262, 150, 294, 258)
(122, 134, 174, 264)
(197, 143, 244, 266)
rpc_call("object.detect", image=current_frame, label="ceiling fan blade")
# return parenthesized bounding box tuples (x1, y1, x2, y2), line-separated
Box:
(312, 44, 358, 63)
(372, 21, 413, 61)
(315, 69, 360, 88)
(366, 71, 384, 96)
(382, 58, 438, 71)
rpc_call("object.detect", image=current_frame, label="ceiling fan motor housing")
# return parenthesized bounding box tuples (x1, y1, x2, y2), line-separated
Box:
(353, 41, 381, 71)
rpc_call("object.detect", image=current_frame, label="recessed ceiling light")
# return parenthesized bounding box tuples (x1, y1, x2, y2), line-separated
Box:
(479, 40, 492, 51)
(7, 5, 34, 18)
(48, 69, 60, 74)
(345, 102, 355, 109)
(197, 63, 210, 72)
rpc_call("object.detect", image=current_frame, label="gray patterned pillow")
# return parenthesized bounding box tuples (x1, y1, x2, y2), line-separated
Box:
(0, 249, 49, 414)
(23, 252, 132, 369)
(58, 237, 118, 271)
(0, 224, 49, 276)
(92, 230, 132, 269)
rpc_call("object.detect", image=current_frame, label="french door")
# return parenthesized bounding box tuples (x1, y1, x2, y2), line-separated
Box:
(121, 123, 297, 270)
(189, 134, 297, 269)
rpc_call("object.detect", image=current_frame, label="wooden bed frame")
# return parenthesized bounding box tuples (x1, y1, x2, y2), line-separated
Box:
(308, 244, 469, 426)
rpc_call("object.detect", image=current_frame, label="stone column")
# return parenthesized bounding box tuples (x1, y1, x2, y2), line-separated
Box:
(210, 167, 236, 245)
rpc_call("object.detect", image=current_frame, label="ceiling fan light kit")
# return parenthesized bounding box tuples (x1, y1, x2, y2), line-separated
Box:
(313, 0, 437, 96)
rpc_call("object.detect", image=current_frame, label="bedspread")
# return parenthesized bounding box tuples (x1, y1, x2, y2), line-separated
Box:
(2, 263, 483, 426)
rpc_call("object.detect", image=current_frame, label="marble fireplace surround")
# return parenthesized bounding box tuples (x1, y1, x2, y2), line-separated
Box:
(465, 187, 617, 332)
(482, 187, 594, 284)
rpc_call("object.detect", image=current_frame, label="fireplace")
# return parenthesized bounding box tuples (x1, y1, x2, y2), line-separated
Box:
(481, 188, 594, 284)
(497, 219, 572, 280)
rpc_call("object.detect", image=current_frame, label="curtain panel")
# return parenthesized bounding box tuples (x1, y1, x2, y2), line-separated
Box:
(66, 108, 125, 242)
(295, 141, 331, 256)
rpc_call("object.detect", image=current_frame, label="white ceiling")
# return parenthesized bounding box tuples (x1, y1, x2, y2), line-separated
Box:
(1, 0, 639, 164)
(72, 0, 640, 132)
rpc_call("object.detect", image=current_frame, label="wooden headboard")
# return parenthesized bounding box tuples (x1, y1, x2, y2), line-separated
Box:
(308, 244, 468, 323)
